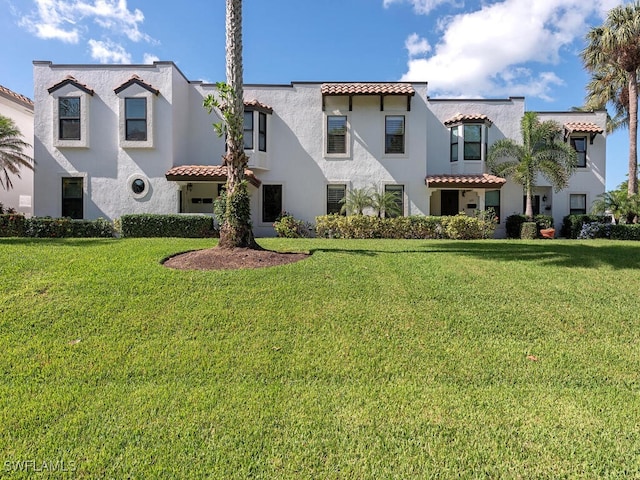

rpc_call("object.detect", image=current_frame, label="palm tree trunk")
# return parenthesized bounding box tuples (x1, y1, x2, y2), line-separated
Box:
(218, 0, 258, 249)
(628, 72, 638, 196)
(525, 184, 534, 219)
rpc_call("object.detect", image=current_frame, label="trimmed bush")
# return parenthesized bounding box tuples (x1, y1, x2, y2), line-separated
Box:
(23, 217, 115, 238)
(442, 213, 494, 240)
(0, 214, 26, 237)
(506, 214, 554, 239)
(520, 222, 538, 239)
(610, 224, 640, 240)
(119, 214, 216, 238)
(561, 214, 609, 239)
(273, 213, 312, 238)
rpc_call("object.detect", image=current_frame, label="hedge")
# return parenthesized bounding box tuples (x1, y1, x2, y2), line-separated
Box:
(0, 216, 114, 238)
(505, 214, 554, 239)
(0, 214, 26, 237)
(119, 214, 216, 238)
(561, 214, 609, 239)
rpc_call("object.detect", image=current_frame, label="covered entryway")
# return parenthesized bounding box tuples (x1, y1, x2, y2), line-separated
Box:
(426, 174, 506, 218)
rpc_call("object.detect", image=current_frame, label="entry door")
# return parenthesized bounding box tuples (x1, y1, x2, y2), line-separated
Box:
(441, 190, 459, 216)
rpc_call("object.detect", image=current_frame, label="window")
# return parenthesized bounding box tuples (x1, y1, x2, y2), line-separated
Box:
(464, 125, 482, 160)
(485, 190, 500, 223)
(327, 116, 347, 154)
(571, 137, 587, 168)
(327, 184, 346, 215)
(62, 178, 83, 219)
(258, 112, 267, 152)
(244, 111, 254, 150)
(125, 98, 147, 141)
(385, 116, 405, 154)
(384, 185, 404, 218)
(59, 97, 81, 140)
(570, 194, 587, 215)
(450, 127, 459, 162)
(128, 173, 150, 199)
(262, 184, 282, 223)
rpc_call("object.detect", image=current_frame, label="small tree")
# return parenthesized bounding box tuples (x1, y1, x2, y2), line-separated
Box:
(0, 115, 33, 190)
(591, 182, 640, 223)
(487, 112, 577, 219)
(339, 187, 373, 215)
(370, 186, 402, 218)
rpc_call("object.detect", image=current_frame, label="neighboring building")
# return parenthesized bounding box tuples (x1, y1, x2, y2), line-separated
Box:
(0, 85, 34, 215)
(32, 61, 607, 237)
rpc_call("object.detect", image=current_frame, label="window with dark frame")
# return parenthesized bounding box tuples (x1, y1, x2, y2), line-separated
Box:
(385, 115, 405, 154)
(262, 184, 282, 223)
(62, 177, 83, 219)
(244, 111, 254, 150)
(327, 184, 346, 215)
(125, 98, 147, 141)
(327, 116, 347, 154)
(463, 125, 482, 160)
(485, 190, 501, 223)
(258, 112, 267, 152)
(570, 137, 587, 168)
(384, 184, 404, 218)
(59, 97, 81, 140)
(570, 194, 587, 215)
(450, 127, 459, 162)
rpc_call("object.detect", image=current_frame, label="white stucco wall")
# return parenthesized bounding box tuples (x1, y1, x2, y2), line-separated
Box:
(0, 89, 34, 215)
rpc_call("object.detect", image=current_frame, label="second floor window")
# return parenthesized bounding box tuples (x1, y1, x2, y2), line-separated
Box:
(450, 127, 459, 162)
(59, 97, 81, 140)
(244, 111, 254, 150)
(125, 98, 147, 141)
(258, 112, 267, 152)
(464, 125, 482, 160)
(327, 116, 347, 154)
(570, 137, 587, 167)
(385, 115, 405, 154)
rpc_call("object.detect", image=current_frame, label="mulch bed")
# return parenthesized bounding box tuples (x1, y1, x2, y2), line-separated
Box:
(162, 247, 309, 271)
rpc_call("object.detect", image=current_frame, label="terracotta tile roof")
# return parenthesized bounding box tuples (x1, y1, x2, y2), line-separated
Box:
(47, 76, 95, 95)
(564, 122, 604, 135)
(444, 113, 493, 127)
(321, 83, 415, 96)
(0, 85, 33, 109)
(114, 75, 160, 95)
(244, 99, 273, 114)
(165, 165, 261, 187)
(425, 173, 506, 188)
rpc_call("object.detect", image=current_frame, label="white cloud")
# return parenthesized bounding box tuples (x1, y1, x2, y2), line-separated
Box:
(384, 0, 459, 15)
(19, 0, 154, 54)
(405, 33, 431, 58)
(88, 38, 131, 63)
(143, 53, 159, 64)
(397, 0, 624, 100)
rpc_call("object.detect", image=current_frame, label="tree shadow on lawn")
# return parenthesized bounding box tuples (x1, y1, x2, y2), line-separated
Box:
(310, 241, 640, 270)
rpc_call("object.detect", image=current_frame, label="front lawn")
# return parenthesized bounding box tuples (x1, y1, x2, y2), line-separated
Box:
(1, 238, 639, 478)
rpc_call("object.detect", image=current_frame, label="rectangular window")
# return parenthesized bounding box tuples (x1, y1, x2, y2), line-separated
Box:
(385, 115, 405, 154)
(59, 97, 81, 140)
(244, 111, 254, 150)
(384, 185, 404, 218)
(327, 184, 346, 215)
(258, 112, 267, 152)
(62, 177, 83, 219)
(485, 190, 501, 223)
(464, 125, 482, 160)
(262, 184, 282, 223)
(125, 98, 147, 141)
(571, 137, 587, 168)
(570, 194, 587, 215)
(450, 127, 459, 162)
(327, 116, 347, 154)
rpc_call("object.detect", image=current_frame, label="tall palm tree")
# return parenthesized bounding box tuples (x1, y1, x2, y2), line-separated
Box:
(582, 1, 640, 196)
(0, 115, 33, 190)
(487, 112, 577, 219)
(218, 0, 257, 249)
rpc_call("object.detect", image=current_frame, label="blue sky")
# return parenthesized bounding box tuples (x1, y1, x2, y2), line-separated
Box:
(0, 0, 631, 189)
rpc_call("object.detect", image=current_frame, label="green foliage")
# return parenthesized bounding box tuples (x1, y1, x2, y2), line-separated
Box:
(203, 81, 240, 140)
(591, 183, 640, 223)
(442, 211, 497, 240)
(507, 214, 555, 239)
(119, 214, 216, 238)
(23, 217, 114, 238)
(0, 214, 25, 237)
(0, 114, 34, 190)
(609, 224, 640, 240)
(370, 187, 402, 218)
(561, 214, 609, 239)
(340, 187, 374, 215)
(273, 213, 312, 238)
(520, 222, 538, 239)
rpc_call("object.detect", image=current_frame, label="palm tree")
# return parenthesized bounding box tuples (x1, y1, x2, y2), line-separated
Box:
(217, 0, 257, 249)
(591, 181, 640, 223)
(487, 112, 577, 219)
(582, 2, 640, 196)
(0, 115, 33, 190)
(339, 187, 373, 215)
(370, 186, 402, 218)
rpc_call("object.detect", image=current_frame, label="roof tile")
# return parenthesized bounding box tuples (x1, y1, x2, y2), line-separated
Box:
(425, 174, 506, 188)
(321, 83, 415, 96)
(165, 165, 261, 187)
(444, 113, 493, 127)
(0, 85, 33, 108)
(564, 122, 604, 134)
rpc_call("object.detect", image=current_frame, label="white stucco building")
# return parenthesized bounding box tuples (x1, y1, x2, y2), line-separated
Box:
(0, 85, 34, 216)
(32, 61, 607, 236)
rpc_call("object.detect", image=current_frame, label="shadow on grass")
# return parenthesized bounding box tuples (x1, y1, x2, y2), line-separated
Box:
(310, 241, 640, 270)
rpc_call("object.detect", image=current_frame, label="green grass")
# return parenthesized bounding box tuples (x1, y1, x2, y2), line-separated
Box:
(1, 237, 640, 478)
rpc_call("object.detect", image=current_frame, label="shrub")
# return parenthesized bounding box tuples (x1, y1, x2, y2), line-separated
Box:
(23, 217, 115, 238)
(0, 214, 26, 237)
(561, 214, 609, 239)
(609, 224, 640, 240)
(505, 215, 528, 239)
(119, 214, 216, 238)
(442, 212, 496, 240)
(534, 214, 554, 230)
(273, 213, 312, 238)
(315, 215, 446, 239)
(520, 222, 538, 239)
